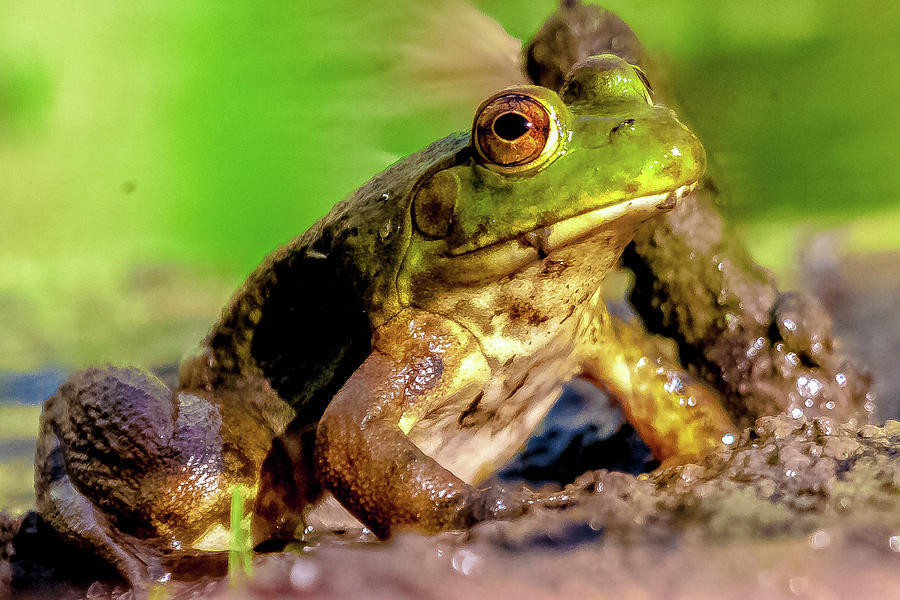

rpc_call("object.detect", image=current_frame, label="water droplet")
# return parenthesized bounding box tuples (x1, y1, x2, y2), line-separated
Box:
(808, 378, 822, 396)
(451, 549, 481, 575)
(791, 408, 804, 419)
(664, 376, 684, 394)
(379, 220, 394, 240)
(809, 529, 830, 550)
(290, 560, 320, 590)
(722, 433, 735, 445)
(835, 372, 847, 386)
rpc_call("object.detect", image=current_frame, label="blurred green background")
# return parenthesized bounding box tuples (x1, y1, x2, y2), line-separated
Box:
(2, 0, 899, 372)
(0, 1, 898, 510)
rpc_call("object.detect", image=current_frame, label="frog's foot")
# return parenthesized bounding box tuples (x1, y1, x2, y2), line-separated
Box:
(456, 486, 531, 527)
(462, 485, 575, 525)
(35, 366, 271, 587)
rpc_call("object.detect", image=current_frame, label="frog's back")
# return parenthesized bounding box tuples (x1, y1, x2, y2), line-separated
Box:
(200, 132, 469, 427)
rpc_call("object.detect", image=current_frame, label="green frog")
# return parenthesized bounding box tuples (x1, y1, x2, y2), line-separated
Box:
(35, 55, 734, 586)
(524, 0, 874, 429)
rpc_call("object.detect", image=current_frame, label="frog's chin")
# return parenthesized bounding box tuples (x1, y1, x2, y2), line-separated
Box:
(517, 182, 695, 258)
(431, 182, 696, 285)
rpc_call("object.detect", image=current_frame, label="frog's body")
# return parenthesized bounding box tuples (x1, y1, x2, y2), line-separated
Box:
(35, 56, 734, 586)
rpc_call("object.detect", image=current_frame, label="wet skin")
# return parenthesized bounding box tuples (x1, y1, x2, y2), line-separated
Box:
(35, 55, 735, 585)
(524, 1, 874, 430)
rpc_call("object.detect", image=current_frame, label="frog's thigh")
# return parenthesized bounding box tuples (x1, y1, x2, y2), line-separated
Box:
(314, 308, 490, 537)
(35, 367, 273, 585)
(37, 389, 155, 584)
(578, 302, 734, 462)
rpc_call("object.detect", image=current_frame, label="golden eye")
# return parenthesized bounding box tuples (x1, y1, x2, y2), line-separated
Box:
(473, 93, 558, 171)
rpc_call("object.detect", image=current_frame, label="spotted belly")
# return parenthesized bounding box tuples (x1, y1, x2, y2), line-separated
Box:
(408, 341, 582, 485)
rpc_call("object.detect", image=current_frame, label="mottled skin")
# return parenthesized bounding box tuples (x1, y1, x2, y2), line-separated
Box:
(524, 0, 874, 428)
(35, 56, 734, 586)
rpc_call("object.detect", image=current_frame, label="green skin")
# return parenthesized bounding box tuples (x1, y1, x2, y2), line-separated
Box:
(34, 55, 733, 586)
(523, 1, 873, 431)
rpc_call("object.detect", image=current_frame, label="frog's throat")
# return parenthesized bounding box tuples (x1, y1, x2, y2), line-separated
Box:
(431, 182, 696, 286)
(515, 182, 695, 258)
(456, 181, 695, 259)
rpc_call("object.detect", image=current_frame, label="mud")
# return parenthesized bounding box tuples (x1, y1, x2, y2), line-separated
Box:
(5, 412, 900, 599)
(206, 416, 900, 600)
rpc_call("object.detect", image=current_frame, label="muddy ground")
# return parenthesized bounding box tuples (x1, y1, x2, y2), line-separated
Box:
(1, 248, 898, 599)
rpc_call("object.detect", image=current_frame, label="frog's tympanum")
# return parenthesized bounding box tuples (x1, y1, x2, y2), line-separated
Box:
(35, 56, 735, 585)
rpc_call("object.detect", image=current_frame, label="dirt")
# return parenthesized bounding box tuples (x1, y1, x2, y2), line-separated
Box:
(3, 244, 897, 599)
(4, 408, 900, 599)
(3, 251, 899, 600)
(199, 415, 900, 599)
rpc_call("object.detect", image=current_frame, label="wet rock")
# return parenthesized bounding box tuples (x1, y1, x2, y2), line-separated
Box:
(624, 190, 874, 428)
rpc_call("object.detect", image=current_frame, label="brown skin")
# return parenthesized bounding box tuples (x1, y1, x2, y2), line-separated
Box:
(28, 3, 878, 593)
(35, 61, 733, 587)
(314, 309, 507, 537)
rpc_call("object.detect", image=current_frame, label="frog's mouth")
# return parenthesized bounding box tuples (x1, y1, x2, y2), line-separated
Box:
(516, 183, 694, 259)
(434, 182, 695, 285)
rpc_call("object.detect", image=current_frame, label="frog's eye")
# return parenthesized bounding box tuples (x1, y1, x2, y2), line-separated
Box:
(473, 92, 562, 173)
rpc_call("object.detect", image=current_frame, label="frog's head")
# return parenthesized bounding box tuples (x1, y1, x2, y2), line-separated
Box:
(395, 54, 704, 306)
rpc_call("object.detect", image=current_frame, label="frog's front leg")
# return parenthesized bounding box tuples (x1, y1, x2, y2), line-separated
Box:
(314, 308, 524, 538)
(578, 291, 736, 463)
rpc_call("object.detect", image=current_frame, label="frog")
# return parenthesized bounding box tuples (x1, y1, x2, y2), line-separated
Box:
(523, 0, 874, 429)
(34, 55, 735, 587)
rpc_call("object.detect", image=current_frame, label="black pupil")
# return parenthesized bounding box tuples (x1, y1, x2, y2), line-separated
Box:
(493, 112, 531, 141)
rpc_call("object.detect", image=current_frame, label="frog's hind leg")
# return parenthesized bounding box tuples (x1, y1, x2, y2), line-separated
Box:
(578, 299, 736, 464)
(34, 366, 281, 586)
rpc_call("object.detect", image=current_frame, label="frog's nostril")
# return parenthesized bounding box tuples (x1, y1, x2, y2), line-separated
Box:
(493, 112, 532, 141)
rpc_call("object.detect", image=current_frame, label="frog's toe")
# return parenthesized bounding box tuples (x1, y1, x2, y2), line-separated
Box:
(456, 485, 533, 528)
